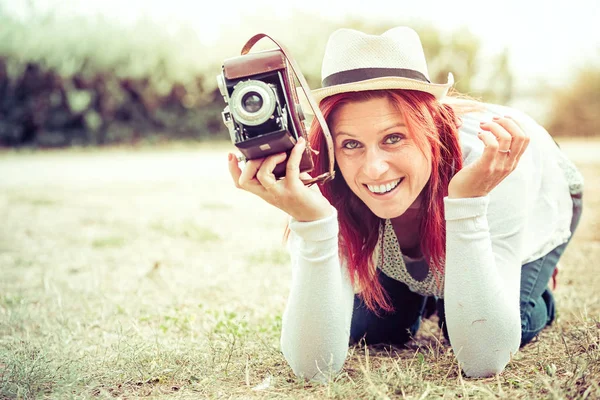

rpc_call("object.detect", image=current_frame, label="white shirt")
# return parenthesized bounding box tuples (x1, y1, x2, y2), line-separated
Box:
(280, 103, 582, 380)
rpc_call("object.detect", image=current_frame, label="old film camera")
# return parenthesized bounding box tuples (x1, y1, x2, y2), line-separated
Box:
(216, 34, 335, 183)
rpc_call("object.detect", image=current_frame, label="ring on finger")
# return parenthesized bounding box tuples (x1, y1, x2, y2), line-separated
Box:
(498, 149, 511, 154)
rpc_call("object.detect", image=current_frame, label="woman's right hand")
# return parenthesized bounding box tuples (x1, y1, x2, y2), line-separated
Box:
(227, 137, 334, 222)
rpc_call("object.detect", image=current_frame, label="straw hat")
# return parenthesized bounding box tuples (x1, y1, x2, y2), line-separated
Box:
(306, 26, 454, 107)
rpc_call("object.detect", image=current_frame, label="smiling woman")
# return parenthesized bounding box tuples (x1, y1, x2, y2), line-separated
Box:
(227, 26, 585, 381)
(331, 95, 434, 219)
(320, 90, 460, 302)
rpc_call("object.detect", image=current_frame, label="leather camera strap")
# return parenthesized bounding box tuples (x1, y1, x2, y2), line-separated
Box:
(241, 33, 335, 185)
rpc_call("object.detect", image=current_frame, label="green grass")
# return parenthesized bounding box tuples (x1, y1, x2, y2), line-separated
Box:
(151, 220, 221, 243)
(0, 145, 599, 399)
(248, 249, 290, 266)
(92, 236, 126, 248)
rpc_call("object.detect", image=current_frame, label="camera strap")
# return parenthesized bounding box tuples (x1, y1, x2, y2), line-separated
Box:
(241, 34, 335, 186)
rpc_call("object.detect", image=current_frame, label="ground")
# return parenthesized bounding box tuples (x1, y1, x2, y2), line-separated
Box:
(0, 139, 598, 399)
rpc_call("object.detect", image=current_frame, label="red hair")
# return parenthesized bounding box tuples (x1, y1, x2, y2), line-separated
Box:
(307, 90, 463, 313)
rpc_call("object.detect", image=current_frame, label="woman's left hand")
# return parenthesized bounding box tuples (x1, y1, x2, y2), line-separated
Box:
(448, 116, 530, 199)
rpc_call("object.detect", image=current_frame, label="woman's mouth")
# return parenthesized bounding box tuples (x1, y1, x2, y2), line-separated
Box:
(365, 178, 403, 195)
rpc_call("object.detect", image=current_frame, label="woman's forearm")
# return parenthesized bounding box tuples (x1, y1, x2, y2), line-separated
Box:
(281, 210, 355, 381)
(444, 196, 522, 378)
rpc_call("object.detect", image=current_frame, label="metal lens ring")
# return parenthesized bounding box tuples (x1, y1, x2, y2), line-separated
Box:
(230, 80, 276, 126)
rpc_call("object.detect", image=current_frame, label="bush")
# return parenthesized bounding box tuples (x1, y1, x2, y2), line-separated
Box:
(546, 65, 600, 137)
(0, 9, 517, 146)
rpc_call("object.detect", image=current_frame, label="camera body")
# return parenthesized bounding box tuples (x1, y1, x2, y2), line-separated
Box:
(217, 49, 313, 178)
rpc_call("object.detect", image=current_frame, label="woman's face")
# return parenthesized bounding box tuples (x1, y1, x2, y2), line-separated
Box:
(330, 96, 432, 219)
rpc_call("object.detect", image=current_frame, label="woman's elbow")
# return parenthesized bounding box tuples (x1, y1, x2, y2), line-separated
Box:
(281, 339, 347, 382)
(453, 327, 521, 378)
(461, 354, 510, 378)
(287, 356, 345, 383)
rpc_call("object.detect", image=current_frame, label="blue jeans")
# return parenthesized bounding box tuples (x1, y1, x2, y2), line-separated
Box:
(350, 193, 583, 347)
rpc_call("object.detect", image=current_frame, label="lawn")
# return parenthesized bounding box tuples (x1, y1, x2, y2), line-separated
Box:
(1, 139, 598, 399)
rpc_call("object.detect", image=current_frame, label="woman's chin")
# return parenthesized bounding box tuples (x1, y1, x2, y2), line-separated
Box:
(361, 193, 421, 220)
(368, 204, 411, 220)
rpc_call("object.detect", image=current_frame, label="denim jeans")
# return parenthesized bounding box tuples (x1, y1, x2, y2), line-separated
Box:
(350, 193, 583, 347)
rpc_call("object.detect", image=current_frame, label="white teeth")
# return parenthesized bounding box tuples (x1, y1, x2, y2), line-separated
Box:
(367, 178, 401, 194)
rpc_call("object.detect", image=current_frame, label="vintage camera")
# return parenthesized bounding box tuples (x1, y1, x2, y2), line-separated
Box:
(216, 48, 314, 178)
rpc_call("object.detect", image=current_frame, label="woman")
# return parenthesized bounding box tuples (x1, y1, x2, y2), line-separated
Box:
(227, 27, 584, 380)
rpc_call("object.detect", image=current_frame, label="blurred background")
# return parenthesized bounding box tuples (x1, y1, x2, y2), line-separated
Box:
(0, 0, 598, 148)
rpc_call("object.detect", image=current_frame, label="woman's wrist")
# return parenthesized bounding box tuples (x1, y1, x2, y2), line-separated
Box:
(289, 206, 338, 242)
(447, 188, 489, 199)
(292, 205, 335, 223)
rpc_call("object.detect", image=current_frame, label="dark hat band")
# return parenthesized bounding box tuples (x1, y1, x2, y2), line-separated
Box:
(322, 67, 430, 87)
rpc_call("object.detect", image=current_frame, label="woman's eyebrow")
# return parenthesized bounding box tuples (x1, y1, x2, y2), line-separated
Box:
(335, 122, 407, 138)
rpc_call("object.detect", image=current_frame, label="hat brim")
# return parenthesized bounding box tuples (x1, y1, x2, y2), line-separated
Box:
(298, 73, 454, 116)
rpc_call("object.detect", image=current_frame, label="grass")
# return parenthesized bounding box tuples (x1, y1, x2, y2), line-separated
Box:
(92, 237, 127, 248)
(0, 141, 599, 399)
(150, 221, 221, 243)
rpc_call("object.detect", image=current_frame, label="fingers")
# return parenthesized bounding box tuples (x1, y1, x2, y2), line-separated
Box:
(286, 137, 306, 182)
(477, 115, 531, 179)
(230, 150, 288, 194)
(477, 130, 499, 168)
(256, 152, 287, 189)
(228, 138, 311, 197)
(492, 116, 530, 161)
(228, 152, 269, 193)
(228, 153, 243, 188)
(480, 119, 512, 152)
(238, 157, 266, 189)
(299, 171, 313, 180)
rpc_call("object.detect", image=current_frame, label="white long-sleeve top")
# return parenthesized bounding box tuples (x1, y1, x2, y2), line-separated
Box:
(280, 103, 582, 380)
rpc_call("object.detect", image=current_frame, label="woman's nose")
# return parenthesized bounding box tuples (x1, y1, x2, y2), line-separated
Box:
(362, 147, 389, 179)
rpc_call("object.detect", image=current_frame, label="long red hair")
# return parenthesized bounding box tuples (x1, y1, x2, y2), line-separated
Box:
(307, 90, 463, 312)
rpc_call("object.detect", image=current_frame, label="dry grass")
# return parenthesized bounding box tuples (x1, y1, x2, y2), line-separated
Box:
(0, 139, 598, 399)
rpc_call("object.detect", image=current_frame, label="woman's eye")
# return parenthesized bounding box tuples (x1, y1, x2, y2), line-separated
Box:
(384, 134, 404, 144)
(342, 140, 360, 149)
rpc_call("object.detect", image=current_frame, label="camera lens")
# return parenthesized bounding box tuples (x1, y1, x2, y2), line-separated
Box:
(230, 80, 277, 127)
(242, 92, 263, 113)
